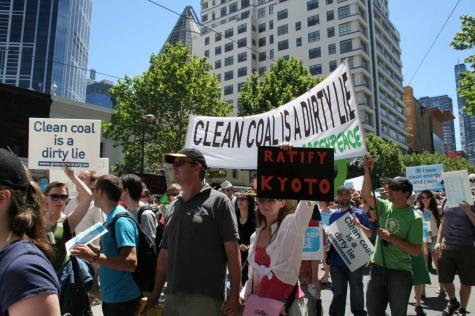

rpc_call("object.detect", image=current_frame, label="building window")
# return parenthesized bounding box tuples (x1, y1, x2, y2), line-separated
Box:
(340, 39, 352, 53)
(229, 2, 238, 13)
(224, 85, 234, 95)
(259, 37, 266, 47)
(221, 6, 227, 17)
(202, 14, 209, 22)
(327, 27, 335, 38)
(329, 60, 337, 71)
(259, 52, 266, 61)
(215, 60, 222, 69)
(241, 10, 250, 19)
(217, 74, 221, 82)
(225, 28, 234, 38)
(205, 50, 209, 57)
(296, 37, 302, 47)
(269, 4, 274, 15)
(278, 39, 289, 51)
(309, 47, 321, 59)
(203, 2, 209, 9)
(238, 67, 247, 77)
(238, 38, 247, 48)
(258, 7, 266, 18)
(258, 23, 266, 33)
(307, 15, 319, 27)
(308, 31, 321, 43)
(307, 0, 319, 10)
(326, 0, 333, 4)
(269, 35, 274, 44)
(241, 0, 250, 8)
(225, 70, 234, 81)
(277, 9, 288, 20)
(339, 22, 352, 36)
(225, 42, 234, 52)
(328, 43, 336, 54)
(215, 46, 222, 55)
(259, 66, 267, 76)
(278, 24, 288, 36)
(238, 23, 247, 34)
(295, 21, 301, 31)
(309, 64, 322, 75)
(225, 56, 234, 66)
(215, 33, 222, 42)
(269, 49, 275, 59)
(327, 10, 334, 21)
(238, 52, 248, 62)
(338, 5, 350, 19)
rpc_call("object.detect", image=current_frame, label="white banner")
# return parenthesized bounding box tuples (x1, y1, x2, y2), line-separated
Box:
(327, 213, 374, 272)
(28, 118, 101, 170)
(185, 61, 366, 169)
(302, 226, 323, 260)
(406, 164, 444, 192)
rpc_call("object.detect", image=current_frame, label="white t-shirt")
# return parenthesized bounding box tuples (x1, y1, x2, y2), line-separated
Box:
(64, 198, 105, 245)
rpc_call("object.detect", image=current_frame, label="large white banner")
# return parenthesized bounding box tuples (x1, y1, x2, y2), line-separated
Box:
(327, 213, 375, 272)
(185, 61, 366, 169)
(29, 118, 101, 170)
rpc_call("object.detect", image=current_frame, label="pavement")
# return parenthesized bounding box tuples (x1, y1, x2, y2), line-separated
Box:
(92, 267, 474, 315)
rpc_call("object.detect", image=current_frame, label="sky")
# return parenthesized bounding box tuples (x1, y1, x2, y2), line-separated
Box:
(88, 0, 475, 150)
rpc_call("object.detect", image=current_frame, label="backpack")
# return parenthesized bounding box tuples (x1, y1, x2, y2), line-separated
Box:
(109, 212, 157, 293)
(137, 204, 165, 254)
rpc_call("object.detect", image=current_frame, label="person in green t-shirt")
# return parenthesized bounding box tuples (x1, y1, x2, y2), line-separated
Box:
(361, 156, 423, 316)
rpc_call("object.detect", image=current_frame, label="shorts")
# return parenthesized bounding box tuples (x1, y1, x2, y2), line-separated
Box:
(438, 244, 475, 286)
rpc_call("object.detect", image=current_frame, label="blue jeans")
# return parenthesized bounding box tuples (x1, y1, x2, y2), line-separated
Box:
(366, 264, 413, 316)
(329, 265, 367, 316)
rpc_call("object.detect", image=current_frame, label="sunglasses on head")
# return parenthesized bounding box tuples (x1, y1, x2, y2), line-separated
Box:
(47, 194, 69, 201)
(256, 198, 278, 204)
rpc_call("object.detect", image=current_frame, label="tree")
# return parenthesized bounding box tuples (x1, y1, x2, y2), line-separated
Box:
(238, 58, 324, 115)
(104, 43, 231, 174)
(451, 15, 475, 114)
(402, 151, 475, 174)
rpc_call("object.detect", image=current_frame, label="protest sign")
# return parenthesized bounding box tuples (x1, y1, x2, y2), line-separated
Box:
(257, 146, 334, 201)
(29, 118, 101, 170)
(406, 164, 444, 192)
(344, 176, 364, 191)
(422, 221, 430, 243)
(65, 223, 108, 255)
(185, 61, 366, 169)
(443, 170, 474, 208)
(327, 213, 375, 272)
(302, 226, 323, 260)
(320, 212, 331, 227)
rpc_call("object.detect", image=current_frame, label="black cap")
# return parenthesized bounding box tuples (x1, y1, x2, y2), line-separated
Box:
(386, 176, 413, 193)
(0, 149, 29, 191)
(165, 148, 208, 170)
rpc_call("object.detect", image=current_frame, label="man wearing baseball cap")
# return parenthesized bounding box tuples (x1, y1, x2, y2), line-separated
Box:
(146, 148, 241, 315)
(361, 156, 423, 316)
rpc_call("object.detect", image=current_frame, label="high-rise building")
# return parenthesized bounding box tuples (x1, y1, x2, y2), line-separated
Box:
(456, 63, 475, 165)
(0, 0, 92, 101)
(161, 6, 200, 52)
(86, 79, 113, 109)
(193, 0, 407, 149)
(418, 95, 456, 152)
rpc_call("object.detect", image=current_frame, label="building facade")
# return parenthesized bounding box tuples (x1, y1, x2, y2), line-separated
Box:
(193, 0, 407, 149)
(86, 79, 113, 108)
(455, 63, 475, 165)
(0, 0, 92, 101)
(161, 6, 200, 52)
(418, 95, 456, 152)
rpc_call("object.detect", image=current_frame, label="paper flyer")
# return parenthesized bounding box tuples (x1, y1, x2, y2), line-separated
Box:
(65, 222, 108, 254)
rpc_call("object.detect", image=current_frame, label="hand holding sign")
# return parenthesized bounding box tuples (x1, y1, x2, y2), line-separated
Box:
(363, 155, 374, 173)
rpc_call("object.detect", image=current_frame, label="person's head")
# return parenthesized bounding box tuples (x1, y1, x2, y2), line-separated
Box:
(318, 200, 330, 211)
(235, 191, 256, 214)
(385, 177, 413, 205)
(166, 183, 181, 202)
(165, 148, 207, 186)
(336, 186, 352, 208)
(417, 190, 440, 223)
(78, 170, 97, 190)
(220, 181, 234, 199)
(141, 183, 155, 204)
(121, 174, 143, 203)
(44, 181, 69, 216)
(407, 192, 416, 206)
(256, 198, 290, 229)
(0, 149, 52, 257)
(93, 175, 122, 210)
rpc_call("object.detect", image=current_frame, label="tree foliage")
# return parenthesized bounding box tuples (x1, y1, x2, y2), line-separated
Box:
(402, 152, 475, 174)
(451, 15, 475, 115)
(104, 43, 231, 174)
(238, 58, 324, 115)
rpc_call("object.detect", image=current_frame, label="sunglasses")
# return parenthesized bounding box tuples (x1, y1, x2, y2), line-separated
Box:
(470, 178, 475, 183)
(236, 196, 248, 201)
(47, 194, 69, 201)
(168, 192, 179, 197)
(224, 188, 234, 192)
(173, 159, 194, 167)
(387, 185, 402, 191)
(256, 198, 278, 204)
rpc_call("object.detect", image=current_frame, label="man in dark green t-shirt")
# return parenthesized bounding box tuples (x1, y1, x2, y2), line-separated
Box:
(361, 156, 423, 316)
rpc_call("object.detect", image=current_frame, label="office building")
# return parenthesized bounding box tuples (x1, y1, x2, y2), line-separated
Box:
(86, 79, 113, 109)
(456, 63, 475, 165)
(418, 95, 456, 152)
(0, 0, 92, 101)
(193, 0, 407, 149)
(161, 6, 200, 52)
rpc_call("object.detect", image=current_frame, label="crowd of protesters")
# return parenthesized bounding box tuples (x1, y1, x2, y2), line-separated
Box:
(0, 146, 474, 316)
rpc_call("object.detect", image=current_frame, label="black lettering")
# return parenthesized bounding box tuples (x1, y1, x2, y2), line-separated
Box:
(222, 122, 232, 147)
(333, 82, 346, 125)
(300, 101, 311, 137)
(284, 110, 291, 141)
(272, 116, 279, 145)
(212, 121, 224, 147)
(293, 107, 302, 140)
(316, 90, 329, 130)
(246, 120, 257, 147)
(339, 77, 349, 120)
(193, 120, 204, 145)
(203, 121, 212, 146)
(310, 95, 323, 133)
(342, 72, 355, 120)
(322, 86, 335, 128)
(232, 121, 244, 148)
(263, 117, 272, 145)
(256, 119, 265, 146)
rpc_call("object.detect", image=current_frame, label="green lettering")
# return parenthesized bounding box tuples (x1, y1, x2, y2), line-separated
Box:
(353, 125, 362, 147)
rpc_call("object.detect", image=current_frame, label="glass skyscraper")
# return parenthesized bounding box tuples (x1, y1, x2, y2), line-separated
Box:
(456, 63, 475, 165)
(0, 0, 91, 101)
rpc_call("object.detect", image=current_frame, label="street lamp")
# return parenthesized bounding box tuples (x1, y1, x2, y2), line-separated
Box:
(141, 114, 155, 174)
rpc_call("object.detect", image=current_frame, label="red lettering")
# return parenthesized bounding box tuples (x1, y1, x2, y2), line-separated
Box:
(264, 150, 273, 162)
(303, 178, 318, 195)
(307, 151, 315, 164)
(319, 178, 331, 194)
(291, 178, 302, 193)
(300, 151, 305, 163)
(317, 151, 327, 164)
(261, 176, 273, 191)
(288, 150, 297, 163)
(276, 177, 288, 192)
(276, 151, 285, 163)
